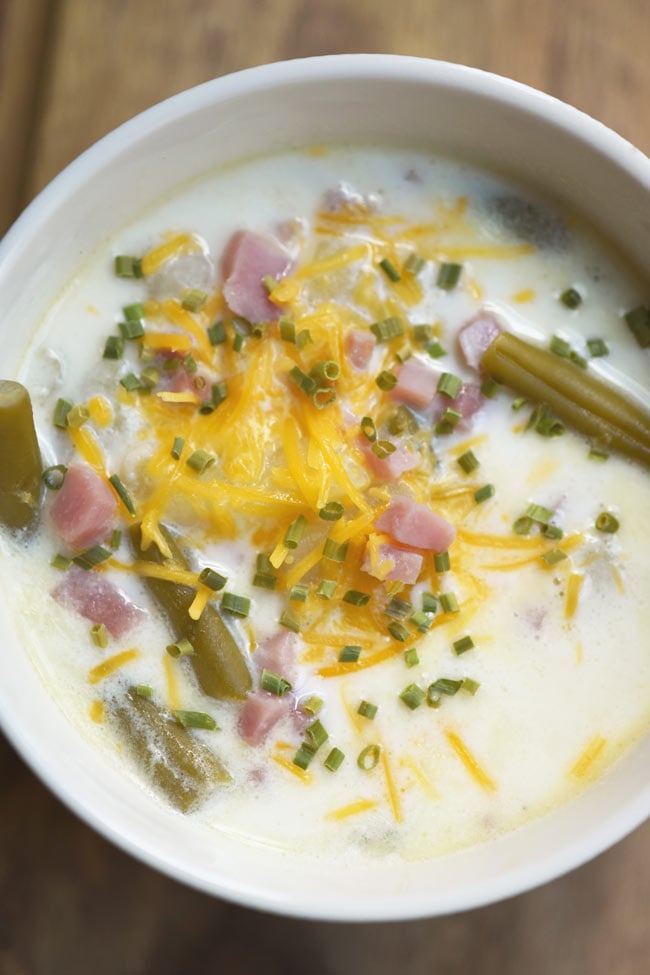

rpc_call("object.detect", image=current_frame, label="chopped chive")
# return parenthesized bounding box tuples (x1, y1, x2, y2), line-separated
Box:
(404, 647, 419, 668)
(474, 484, 495, 503)
(437, 372, 462, 399)
(434, 551, 450, 572)
(66, 404, 90, 429)
(198, 567, 227, 591)
(114, 255, 142, 278)
(435, 408, 462, 435)
(410, 610, 433, 632)
(457, 450, 480, 474)
(595, 511, 620, 534)
(540, 548, 568, 566)
(252, 572, 277, 590)
(284, 514, 307, 549)
(453, 635, 475, 655)
(412, 324, 433, 344)
(569, 350, 588, 370)
(527, 503, 554, 524)
(279, 609, 301, 633)
(387, 406, 418, 435)
(319, 500, 344, 521)
(310, 360, 340, 383)
(388, 621, 410, 642)
(261, 274, 278, 294)
(135, 684, 153, 699)
(302, 696, 323, 716)
(480, 376, 500, 399)
(317, 579, 337, 599)
(357, 700, 378, 720)
(199, 380, 229, 415)
(427, 687, 443, 709)
(379, 257, 401, 282)
(140, 367, 159, 389)
(360, 415, 377, 442)
(173, 710, 218, 731)
(123, 302, 144, 322)
(405, 253, 425, 274)
(339, 645, 361, 663)
(534, 412, 565, 437)
(306, 719, 328, 750)
(256, 553, 273, 573)
(587, 337, 609, 357)
(279, 318, 296, 343)
(421, 593, 438, 614)
(289, 365, 317, 396)
(163, 358, 180, 372)
(542, 523, 564, 540)
(513, 515, 533, 535)
(357, 743, 381, 771)
(439, 592, 459, 614)
(293, 742, 316, 770)
(166, 638, 195, 658)
(588, 446, 610, 462)
(324, 747, 345, 772)
(171, 436, 185, 459)
(186, 449, 214, 473)
(437, 262, 463, 290)
(549, 335, 572, 358)
(375, 370, 398, 391)
(72, 545, 113, 570)
(426, 340, 447, 359)
(323, 538, 348, 562)
(560, 287, 582, 309)
(371, 316, 404, 343)
(220, 592, 251, 616)
(461, 677, 480, 695)
(384, 597, 412, 620)
(207, 319, 226, 345)
(182, 354, 197, 376)
(103, 335, 124, 359)
(289, 584, 309, 602)
(624, 306, 650, 348)
(180, 288, 208, 312)
(431, 677, 463, 696)
(42, 464, 67, 490)
(232, 332, 244, 352)
(296, 328, 313, 350)
(90, 623, 109, 649)
(118, 319, 145, 340)
(260, 669, 292, 696)
(120, 372, 144, 392)
(511, 396, 528, 411)
(109, 474, 136, 516)
(311, 386, 337, 410)
(50, 554, 71, 570)
(342, 589, 371, 606)
(371, 439, 396, 459)
(400, 683, 426, 710)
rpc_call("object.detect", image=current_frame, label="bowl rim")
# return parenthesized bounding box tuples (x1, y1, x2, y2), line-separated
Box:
(2, 53, 650, 922)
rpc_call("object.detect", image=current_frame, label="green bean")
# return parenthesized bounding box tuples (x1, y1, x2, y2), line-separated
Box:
(113, 687, 230, 812)
(129, 523, 252, 700)
(482, 333, 650, 468)
(0, 381, 42, 529)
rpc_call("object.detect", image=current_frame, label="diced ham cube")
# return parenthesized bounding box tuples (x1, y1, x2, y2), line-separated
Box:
(50, 464, 117, 550)
(345, 328, 376, 370)
(358, 436, 420, 482)
(390, 357, 438, 409)
(375, 495, 456, 552)
(254, 630, 299, 682)
(238, 691, 289, 747)
(457, 313, 502, 373)
(52, 566, 144, 638)
(431, 381, 484, 431)
(222, 230, 292, 323)
(363, 543, 423, 584)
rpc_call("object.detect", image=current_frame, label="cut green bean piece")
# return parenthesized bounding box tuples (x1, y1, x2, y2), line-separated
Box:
(113, 687, 230, 812)
(482, 332, 650, 468)
(0, 382, 43, 529)
(129, 523, 252, 700)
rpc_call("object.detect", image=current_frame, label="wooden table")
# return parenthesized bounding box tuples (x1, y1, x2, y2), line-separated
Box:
(1, 1, 650, 971)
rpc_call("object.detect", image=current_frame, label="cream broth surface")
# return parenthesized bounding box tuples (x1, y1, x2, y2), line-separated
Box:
(3, 146, 650, 861)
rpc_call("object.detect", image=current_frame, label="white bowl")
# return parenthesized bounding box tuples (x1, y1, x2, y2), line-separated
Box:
(2, 55, 650, 921)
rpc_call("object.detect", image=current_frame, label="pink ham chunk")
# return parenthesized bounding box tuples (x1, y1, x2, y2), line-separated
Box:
(238, 691, 289, 747)
(50, 464, 117, 550)
(375, 495, 456, 552)
(52, 566, 144, 638)
(222, 230, 292, 323)
(359, 436, 420, 482)
(254, 629, 299, 682)
(431, 381, 485, 431)
(345, 328, 376, 370)
(390, 357, 438, 409)
(457, 313, 502, 373)
(363, 543, 423, 585)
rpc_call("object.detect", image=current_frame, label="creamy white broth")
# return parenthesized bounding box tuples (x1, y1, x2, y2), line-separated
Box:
(3, 145, 650, 861)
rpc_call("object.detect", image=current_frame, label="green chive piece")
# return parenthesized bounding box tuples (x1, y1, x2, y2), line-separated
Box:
(480, 376, 501, 399)
(435, 408, 462, 435)
(186, 449, 214, 473)
(511, 395, 528, 411)
(199, 380, 229, 415)
(357, 700, 378, 721)
(118, 319, 145, 340)
(527, 503, 554, 524)
(338, 645, 361, 663)
(207, 319, 226, 345)
(324, 747, 345, 772)
(474, 484, 495, 503)
(296, 328, 313, 350)
(293, 743, 316, 770)
(400, 683, 426, 710)
(319, 501, 344, 521)
(260, 669, 292, 696)
(461, 677, 481, 695)
(376, 370, 398, 392)
(388, 621, 410, 642)
(103, 335, 124, 360)
(587, 337, 609, 358)
(422, 593, 438, 614)
(302, 696, 323, 716)
(439, 592, 459, 614)
(182, 354, 197, 375)
(434, 551, 450, 573)
(357, 744, 381, 771)
(541, 548, 568, 565)
(114, 255, 142, 278)
(110, 529, 122, 550)
(412, 324, 433, 344)
(410, 610, 432, 632)
(72, 545, 112, 570)
(569, 351, 588, 370)
(405, 253, 425, 275)
(317, 579, 337, 599)
(311, 387, 337, 410)
(437, 262, 463, 290)
(120, 373, 144, 392)
(310, 360, 340, 382)
(42, 464, 67, 490)
(166, 638, 195, 658)
(426, 340, 447, 359)
(220, 592, 250, 617)
(50, 554, 71, 570)
(360, 416, 377, 442)
(163, 358, 180, 372)
(342, 590, 371, 606)
(560, 288, 582, 309)
(279, 318, 296, 343)
(289, 584, 310, 602)
(384, 597, 412, 620)
(179, 288, 208, 312)
(549, 335, 572, 358)
(135, 684, 153, 699)
(371, 316, 404, 343)
(90, 623, 109, 649)
(306, 719, 329, 750)
(232, 332, 244, 352)
(140, 367, 159, 389)
(198, 567, 227, 591)
(624, 306, 650, 348)
(284, 514, 307, 550)
(595, 511, 620, 534)
(457, 450, 480, 474)
(371, 439, 396, 459)
(66, 404, 90, 429)
(387, 406, 418, 435)
(404, 647, 419, 668)
(261, 274, 277, 294)
(427, 687, 442, 709)
(289, 365, 317, 396)
(323, 538, 348, 562)
(252, 572, 277, 591)
(123, 302, 144, 322)
(430, 677, 463, 696)
(172, 710, 218, 731)
(542, 523, 564, 540)
(513, 515, 533, 535)
(279, 609, 301, 633)
(453, 635, 475, 655)
(379, 257, 401, 282)
(437, 372, 462, 399)
(171, 436, 185, 459)
(109, 474, 135, 516)
(588, 445, 610, 462)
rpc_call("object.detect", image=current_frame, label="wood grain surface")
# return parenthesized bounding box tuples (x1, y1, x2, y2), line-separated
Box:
(2, 0, 650, 972)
